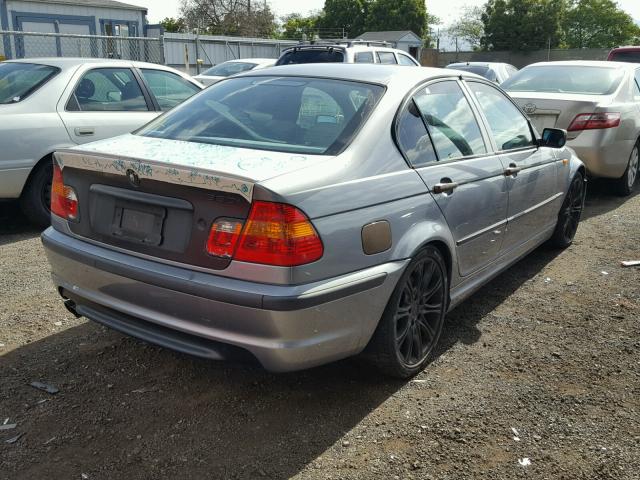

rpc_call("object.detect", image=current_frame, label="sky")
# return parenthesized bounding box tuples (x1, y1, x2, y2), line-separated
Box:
(131, 0, 640, 27)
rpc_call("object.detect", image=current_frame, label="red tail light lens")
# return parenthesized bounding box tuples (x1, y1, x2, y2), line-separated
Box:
(567, 112, 621, 132)
(51, 163, 78, 221)
(233, 201, 323, 266)
(206, 218, 243, 258)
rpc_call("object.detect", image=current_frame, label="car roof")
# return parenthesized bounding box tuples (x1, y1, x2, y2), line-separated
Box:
(239, 63, 480, 86)
(3, 57, 175, 70)
(609, 46, 640, 52)
(221, 58, 275, 64)
(447, 62, 509, 68)
(525, 60, 635, 70)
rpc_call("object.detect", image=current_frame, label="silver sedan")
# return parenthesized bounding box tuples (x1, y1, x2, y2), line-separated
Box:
(193, 58, 275, 86)
(0, 58, 203, 225)
(42, 65, 585, 378)
(502, 60, 640, 195)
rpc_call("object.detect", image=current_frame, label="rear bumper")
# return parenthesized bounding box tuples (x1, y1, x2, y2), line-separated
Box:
(568, 132, 634, 179)
(42, 227, 407, 371)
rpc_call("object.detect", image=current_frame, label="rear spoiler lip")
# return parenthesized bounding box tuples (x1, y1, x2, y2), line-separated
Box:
(53, 149, 255, 202)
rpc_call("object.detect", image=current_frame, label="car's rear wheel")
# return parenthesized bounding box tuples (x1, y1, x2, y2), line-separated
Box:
(19, 160, 52, 228)
(549, 171, 585, 248)
(615, 143, 639, 196)
(365, 246, 448, 378)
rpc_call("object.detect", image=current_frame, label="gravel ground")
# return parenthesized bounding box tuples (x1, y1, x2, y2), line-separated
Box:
(0, 181, 638, 480)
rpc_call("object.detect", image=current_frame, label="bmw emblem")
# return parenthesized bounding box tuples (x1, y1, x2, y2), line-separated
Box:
(523, 103, 536, 114)
(126, 169, 140, 187)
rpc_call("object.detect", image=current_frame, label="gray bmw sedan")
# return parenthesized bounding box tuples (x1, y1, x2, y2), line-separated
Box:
(42, 64, 585, 378)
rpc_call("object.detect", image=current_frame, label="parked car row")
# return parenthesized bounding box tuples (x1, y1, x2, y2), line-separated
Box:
(2, 42, 639, 378)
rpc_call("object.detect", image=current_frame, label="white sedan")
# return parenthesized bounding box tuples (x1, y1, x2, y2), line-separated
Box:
(0, 58, 203, 225)
(193, 58, 275, 86)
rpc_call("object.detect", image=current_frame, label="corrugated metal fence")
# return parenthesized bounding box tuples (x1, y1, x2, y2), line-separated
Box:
(163, 33, 297, 74)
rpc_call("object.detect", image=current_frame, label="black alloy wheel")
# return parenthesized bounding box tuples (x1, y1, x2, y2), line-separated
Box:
(549, 171, 585, 248)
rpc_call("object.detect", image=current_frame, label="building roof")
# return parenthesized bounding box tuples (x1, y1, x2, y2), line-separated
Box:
(356, 31, 422, 42)
(19, 0, 147, 12)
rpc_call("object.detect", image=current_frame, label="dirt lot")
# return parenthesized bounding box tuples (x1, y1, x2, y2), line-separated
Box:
(0, 181, 638, 480)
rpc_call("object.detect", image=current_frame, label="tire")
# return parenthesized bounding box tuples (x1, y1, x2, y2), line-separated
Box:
(364, 246, 448, 379)
(19, 159, 53, 228)
(548, 171, 585, 249)
(614, 143, 639, 196)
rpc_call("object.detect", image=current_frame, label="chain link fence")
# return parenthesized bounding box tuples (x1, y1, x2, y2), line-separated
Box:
(0, 30, 164, 64)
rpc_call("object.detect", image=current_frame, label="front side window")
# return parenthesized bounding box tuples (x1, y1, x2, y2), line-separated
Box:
(0, 62, 59, 104)
(376, 52, 397, 64)
(140, 69, 200, 111)
(137, 76, 384, 155)
(67, 68, 148, 112)
(396, 100, 437, 167)
(467, 81, 534, 151)
(201, 62, 257, 77)
(413, 81, 486, 160)
(355, 52, 374, 63)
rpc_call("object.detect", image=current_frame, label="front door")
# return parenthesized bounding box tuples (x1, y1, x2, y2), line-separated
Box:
(397, 80, 508, 277)
(58, 66, 159, 145)
(464, 80, 561, 252)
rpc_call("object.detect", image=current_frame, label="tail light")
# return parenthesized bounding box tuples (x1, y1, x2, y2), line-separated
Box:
(51, 163, 79, 221)
(567, 112, 620, 132)
(206, 201, 323, 266)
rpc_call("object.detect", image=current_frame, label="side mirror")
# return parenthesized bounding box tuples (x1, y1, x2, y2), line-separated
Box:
(540, 128, 567, 148)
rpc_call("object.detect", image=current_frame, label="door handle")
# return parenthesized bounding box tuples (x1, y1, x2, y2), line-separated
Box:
(433, 181, 459, 194)
(504, 164, 522, 176)
(74, 127, 95, 136)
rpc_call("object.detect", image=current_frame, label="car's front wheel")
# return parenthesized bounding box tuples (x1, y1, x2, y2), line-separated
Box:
(365, 246, 448, 378)
(615, 143, 639, 196)
(19, 159, 52, 228)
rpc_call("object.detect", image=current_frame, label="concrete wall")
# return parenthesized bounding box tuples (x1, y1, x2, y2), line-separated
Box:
(422, 47, 611, 68)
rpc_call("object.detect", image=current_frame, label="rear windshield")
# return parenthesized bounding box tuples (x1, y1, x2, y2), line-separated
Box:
(138, 76, 384, 155)
(609, 51, 640, 63)
(448, 65, 497, 81)
(502, 65, 625, 95)
(276, 49, 344, 65)
(0, 62, 60, 104)
(201, 62, 257, 77)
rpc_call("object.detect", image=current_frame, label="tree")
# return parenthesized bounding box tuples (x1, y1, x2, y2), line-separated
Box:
(318, 0, 370, 38)
(366, 0, 429, 38)
(280, 13, 321, 40)
(180, 0, 277, 37)
(563, 0, 640, 48)
(448, 6, 484, 50)
(159, 17, 186, 33)
(481, 0, 566, 51)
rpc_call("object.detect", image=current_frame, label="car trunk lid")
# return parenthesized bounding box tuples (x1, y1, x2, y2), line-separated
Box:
(54, 134, 327, 269)
(509, 92, 607, 139)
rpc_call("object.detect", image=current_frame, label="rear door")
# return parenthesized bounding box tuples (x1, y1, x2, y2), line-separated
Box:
(399, 80, 508, 277)
(465, 80, 561, 252)
(58, 66, 159, 145)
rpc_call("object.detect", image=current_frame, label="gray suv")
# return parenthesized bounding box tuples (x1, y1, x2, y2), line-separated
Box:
(276, 40, 420, 66)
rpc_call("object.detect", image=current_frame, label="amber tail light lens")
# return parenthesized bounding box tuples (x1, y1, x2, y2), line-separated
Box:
(206, 201, 324, 267)
(51, 163, 79, 221)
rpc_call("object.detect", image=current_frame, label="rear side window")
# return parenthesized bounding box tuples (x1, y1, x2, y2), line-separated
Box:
(276, 49, 344, 65)
(467, 81, 534, 151)
(0, 62, 59, 104)
(413, 81, 487, 160)
(140, 69, 200, 111)
(137, 76, 384, 155)
(396, 100, 438, 167)
(398, 54, 417, 66)
(355, 52, 374, 63)
(67, 68, 149, 112)
(376, 52, 397, 64)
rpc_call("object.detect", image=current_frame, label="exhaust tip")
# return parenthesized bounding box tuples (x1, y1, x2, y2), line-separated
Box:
(58, 288, 82, 318)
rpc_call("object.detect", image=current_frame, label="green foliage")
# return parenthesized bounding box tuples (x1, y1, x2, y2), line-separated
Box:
(563, 0, 640, 48)
(448, 6, 484, 50)
(280, 13, 321, 40)
(481, 0, 566, 51)
(181, 0, 276, 37)
(366, 0, 428, 38)
(315, 0, 370, 38)
(159, 17, 186, 33)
